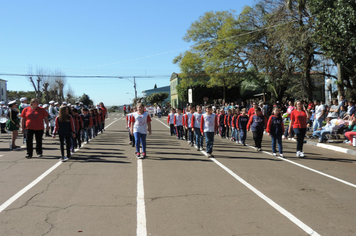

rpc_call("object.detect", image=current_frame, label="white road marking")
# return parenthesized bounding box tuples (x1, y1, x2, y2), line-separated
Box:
(154, 118, 321, 235)
(207, 153, 320, 236)
(154, 118, 356, 189)
(0, 161, 62, 213)
(0, 116, 124, 213)
(137, 159, 147, 236)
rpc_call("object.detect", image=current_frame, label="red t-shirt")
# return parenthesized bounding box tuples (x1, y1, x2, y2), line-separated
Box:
(21, 106, 49, 130)
(290, 109, 307, 129)
(248, 107, 255, 117)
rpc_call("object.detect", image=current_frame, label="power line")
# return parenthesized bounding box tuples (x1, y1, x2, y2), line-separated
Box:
(0, 73, 171, 79)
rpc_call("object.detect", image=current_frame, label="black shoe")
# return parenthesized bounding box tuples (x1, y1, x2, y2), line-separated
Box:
(1, 130, 7, 134)
(25, 154, 32, 159)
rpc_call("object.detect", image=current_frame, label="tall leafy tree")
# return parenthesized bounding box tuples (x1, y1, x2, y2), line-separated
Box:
(309, 0, 356, 99)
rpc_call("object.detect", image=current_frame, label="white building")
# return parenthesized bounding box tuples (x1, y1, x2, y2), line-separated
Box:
(0, 79, 7, 102)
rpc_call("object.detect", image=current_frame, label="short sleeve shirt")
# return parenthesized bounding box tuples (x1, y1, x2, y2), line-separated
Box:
(131, 112, 151, 134)
(21, 106, 49, 130)
(315, 105, 325, 119)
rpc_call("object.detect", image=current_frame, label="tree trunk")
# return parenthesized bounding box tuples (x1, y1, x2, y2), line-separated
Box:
(337, 63, 345, 99)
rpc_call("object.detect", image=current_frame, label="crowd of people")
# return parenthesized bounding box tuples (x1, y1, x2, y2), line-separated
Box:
(124, 96, 355, 158)
(1, 98, 108, 162)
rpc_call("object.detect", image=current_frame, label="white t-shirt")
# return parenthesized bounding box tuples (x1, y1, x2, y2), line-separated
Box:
(315, 105, 325, 119)
(192, 112, 203, 128)
(174, 113, 183, 126)
(131, 112, 151, 134)
(157, 107, 161, 113)
(201, 113, 217, 132)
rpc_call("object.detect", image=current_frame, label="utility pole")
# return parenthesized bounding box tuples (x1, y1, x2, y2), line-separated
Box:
(134, 76, 137, 103)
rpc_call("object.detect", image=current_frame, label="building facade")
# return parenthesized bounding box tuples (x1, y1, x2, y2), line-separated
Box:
(0, 79, 7, 102)
(142, 85, 171, 105)
(170, 72, 185, 108)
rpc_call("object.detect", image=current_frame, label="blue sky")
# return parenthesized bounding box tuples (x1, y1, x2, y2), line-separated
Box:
(1, 0, 254, 106)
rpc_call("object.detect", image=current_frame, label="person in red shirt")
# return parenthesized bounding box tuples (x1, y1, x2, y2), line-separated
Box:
(289, 101, 310, 157)
(248, 102, 258, 117)
(21, 98, 50, 158)
(99, 102, 108, 131)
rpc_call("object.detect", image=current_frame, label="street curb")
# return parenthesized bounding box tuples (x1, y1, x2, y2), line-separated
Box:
(287, 138, 356, 156)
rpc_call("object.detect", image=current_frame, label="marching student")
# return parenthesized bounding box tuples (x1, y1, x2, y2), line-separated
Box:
(185, 105, 195, 146)
(237, 108, 248, 145)
(174, 108, 184, 140)
(6, 100, 20, 149)
(53, 106, 76, 162)
(130, 103, 152, 159)
(247, 107, 267, 151)
(19, 97, 29, 115)
(80, 108, 93, 143)
(266, 107, 285, 157)
(231, 109, 239, 142)
(218, 109, 226, 138)
(89, 109, 97, 138)
(98, 108, 105, 133)
(167, 108, 176, 136)
(94, 109, 101, 134)
(126, 108, 135, 147)
(71, 108, 83, 149)
(183, 109, 189, 141)
(200, 105, 218, 157)
(224, 109, 233, 139)
(48, 101, 57, 134)
(191, 105, 204, 151)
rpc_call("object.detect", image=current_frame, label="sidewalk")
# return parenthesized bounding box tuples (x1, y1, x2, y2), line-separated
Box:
(286, 130, 356, 156)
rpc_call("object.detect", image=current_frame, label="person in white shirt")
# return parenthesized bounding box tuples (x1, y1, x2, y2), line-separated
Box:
(130, 103, 152, 159)
(312, 117, 335, 143)
(156, 105, 162, 118)
(313, 100, 325, 132)
(200, 105, 218, 157)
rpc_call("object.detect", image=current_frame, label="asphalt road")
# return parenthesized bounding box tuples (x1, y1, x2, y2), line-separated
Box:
(0, 113, 356, 236)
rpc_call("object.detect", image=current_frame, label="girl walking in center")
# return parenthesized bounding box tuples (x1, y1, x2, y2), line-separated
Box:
(130, 103, 152, 159)
(53, 106, 76, 162)
(266, 107, 285, 157)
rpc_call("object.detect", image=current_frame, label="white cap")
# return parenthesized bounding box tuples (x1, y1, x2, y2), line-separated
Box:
(68, 103, 72, 106)
(39, 104, 43, 107)
(79, 102, 83, 105)
(54, 102, 59, 105)
(62, 102, 67, 105)
(43, 104, 49, 108)
(8, 100, 17, 105)
(49, 100, 55, 104)
(20, 97, 27, 102)
(0, 101, 5, 105)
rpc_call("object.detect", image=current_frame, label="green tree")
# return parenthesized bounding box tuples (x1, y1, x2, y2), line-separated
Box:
(79, 93, 94, 106)
(146, 92, 169, 106)
(309, 0, 356, 99)
(7, 91, 36, 101)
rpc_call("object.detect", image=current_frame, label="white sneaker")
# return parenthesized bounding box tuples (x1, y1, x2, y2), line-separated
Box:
(296, 151, 301, 157)
(280, 154, 285, 158)
(59, 157, 64, 161)
(300, 152, 305, 157)
(199, 147, 203, 151)
(62, 157, 68, 162)
(272, 153, 277, 156)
